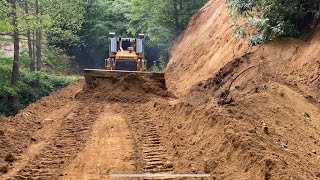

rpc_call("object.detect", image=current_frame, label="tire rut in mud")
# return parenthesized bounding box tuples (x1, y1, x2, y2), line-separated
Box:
(13, 102, 102, 180)
(125, 105, 174, 175)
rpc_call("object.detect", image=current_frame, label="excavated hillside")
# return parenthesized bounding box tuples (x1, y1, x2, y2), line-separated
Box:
(0, 0, 319, 179)
(165, 0, 320, 179)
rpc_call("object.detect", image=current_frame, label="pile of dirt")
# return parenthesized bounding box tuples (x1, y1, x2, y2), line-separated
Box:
(0, 81, 84, 175)
(185, 54, 253, 106)
(77, 73, 172, 103)
(153, 90, 320, 179)
(163, 0, 320, 179)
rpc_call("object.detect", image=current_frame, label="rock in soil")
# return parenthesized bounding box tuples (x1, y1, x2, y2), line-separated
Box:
(5, 153, 15, 162)
(0, 130, 4, 137)
(0, 165, 8, 173)
(163, 161, 174, 169)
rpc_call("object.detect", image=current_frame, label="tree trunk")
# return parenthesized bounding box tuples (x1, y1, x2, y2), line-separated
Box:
(36, 31, 42, 71)
(25, 0, 35, 72)
(9, 0, 20, 111)
(32, 32, 36, 67)
(35, 0, 42, 71)
(11, 0, 19, 86)
(29, 30, 35, 71)
(173, 0, 180, 32)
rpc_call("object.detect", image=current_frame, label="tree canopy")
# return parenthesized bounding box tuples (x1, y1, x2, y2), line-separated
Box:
(69, 0, 209, 69)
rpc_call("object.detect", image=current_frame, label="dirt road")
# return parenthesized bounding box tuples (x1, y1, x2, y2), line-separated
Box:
(60, 104, 135, 179)
(0, 79, 183, 180)
(0, 72, 319, 180)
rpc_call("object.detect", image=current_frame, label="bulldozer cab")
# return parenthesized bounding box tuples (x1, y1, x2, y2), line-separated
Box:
(118, 38, 135, 51)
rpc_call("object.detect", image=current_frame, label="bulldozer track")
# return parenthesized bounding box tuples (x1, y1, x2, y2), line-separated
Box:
(125, 105, 174, 176)
(13, 102, 102, 180)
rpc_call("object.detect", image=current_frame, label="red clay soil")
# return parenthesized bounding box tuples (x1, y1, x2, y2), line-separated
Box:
(164, 0, 320, 179)
(0, 0, 320, 179)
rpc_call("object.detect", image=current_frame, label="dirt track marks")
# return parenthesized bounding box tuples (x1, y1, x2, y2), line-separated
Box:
(13, 102, 102, 180)
(59, 104, 135, 179)
(124, 104, 174, 174)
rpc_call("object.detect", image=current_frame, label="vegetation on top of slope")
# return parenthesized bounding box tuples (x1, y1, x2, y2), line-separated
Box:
(227, 0, 320, 45)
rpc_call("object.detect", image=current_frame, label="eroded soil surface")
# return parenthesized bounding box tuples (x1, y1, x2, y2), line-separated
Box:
(0, 73, 319, 180)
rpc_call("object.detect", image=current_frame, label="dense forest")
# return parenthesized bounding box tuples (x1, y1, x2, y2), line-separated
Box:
(0, 0, 208, 115)
(71, 0, 209, 69)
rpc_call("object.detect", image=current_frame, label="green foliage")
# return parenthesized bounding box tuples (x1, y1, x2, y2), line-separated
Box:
(16, 45, 77, 74)
(42, 46, 77, 74)
(0, 0, 83, 116)
(149, 65, 162, 73)
(0, 0, 84, 45)
(126, 0, 208, 69)
(0, 56, 79, 116)
(45, 0, 85, 45)
(71, 0, 208, 70)
(0, 0, 12, 32)
(68, 0, 134, 68)
(227, 0, 320, 45)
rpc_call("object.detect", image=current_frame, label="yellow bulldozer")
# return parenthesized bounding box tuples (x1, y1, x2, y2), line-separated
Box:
(106, 32, 147, 71)
(84, 33, 165, 85)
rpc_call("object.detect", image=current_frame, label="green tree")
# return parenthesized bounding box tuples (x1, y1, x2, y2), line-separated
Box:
(69, 0, 131, 68)
(66, 0, 208, 70)
(24, 0, 35, 72)
(227, 0, 320, 45)
(0, 0, 84, 113)
(126, 0, 208, 68)
(10, 0, 20, 86)
(0, 1, 12, 33)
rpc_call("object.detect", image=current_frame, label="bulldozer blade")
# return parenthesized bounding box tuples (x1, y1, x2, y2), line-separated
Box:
(84, 69, 165, 86)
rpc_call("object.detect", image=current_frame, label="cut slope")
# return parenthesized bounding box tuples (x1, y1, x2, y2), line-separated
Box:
(165, 0, 320, 179)
(165, 0, 250, 97)
(166, 0, 319, 101)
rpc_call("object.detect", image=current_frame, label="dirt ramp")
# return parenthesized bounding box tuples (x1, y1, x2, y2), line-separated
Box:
(78, 73, 173, 103)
